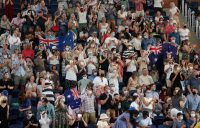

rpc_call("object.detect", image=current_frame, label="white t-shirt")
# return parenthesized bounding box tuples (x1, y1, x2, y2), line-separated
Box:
(8, 35, 21, 46)
(178, 28, 190, 41)
(130, 38, 142, 51)
(86, 57, 97, 75)
(164, 64, 174, 79)
(139, 75, 154, 86)
(104, 37, 118, 50)
(139, 117, 152, 127)
(93, 76, 108, 87)
(48, 54, 59, 65)
(39, 116, 51, 128)
(87, 37, 100, 45)
(154, 0, 163, 8)
(78, 11, 87, 24)
(130, 101, 139, 111)
(65, 65, 78, 81)
(126, 59, 137, 72)
(169, 6, 179, 17)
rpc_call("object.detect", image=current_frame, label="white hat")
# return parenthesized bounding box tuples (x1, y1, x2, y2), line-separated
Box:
(52, 46, 57, 50)
(99, 113, 109, 120)
(170, 108, 182, 118)
(45, 79, 52, 85)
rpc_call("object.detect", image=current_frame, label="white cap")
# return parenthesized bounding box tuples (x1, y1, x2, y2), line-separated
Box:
(52, 46, 57, 50)
(99, 113, 109, 120)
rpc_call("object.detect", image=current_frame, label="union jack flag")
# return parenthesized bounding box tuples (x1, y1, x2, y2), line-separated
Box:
(39, 38, 59, 46)
(150, 45, 162, 55)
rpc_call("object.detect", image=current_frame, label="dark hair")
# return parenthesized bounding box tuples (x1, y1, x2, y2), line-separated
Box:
(142, 111, 149, 117)
(42, 97, 48, 103)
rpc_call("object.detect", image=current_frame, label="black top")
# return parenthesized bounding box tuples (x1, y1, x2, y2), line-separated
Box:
(99, 93, 112, 110)
(0, 79, 14, 93)
(23, 116, 39, 128)
(169, 72, 182, 90)
(0, 105, 8, 128)
(70, 120, 86, 128)
(99, 55, 109, 72)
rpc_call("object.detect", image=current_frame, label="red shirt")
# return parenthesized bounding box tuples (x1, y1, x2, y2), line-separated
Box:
(134, 0, 146, 11)
(165, 24, 175, 35)
(22, 49, 35, 59)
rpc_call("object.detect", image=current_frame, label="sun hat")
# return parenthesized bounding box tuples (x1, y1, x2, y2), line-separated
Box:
(99, 113, 109, 120)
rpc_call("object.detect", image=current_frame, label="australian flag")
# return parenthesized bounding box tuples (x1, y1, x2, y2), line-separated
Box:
(64, 88, 81, 110)
(148, 44, 162, 66)
(58, 30, 76, 52)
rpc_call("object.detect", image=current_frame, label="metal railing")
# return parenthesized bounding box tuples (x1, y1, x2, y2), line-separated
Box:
(181, 0, 200, 40)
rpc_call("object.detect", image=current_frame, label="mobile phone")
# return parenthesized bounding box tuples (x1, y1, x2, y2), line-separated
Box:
(77, 114, 82, 118)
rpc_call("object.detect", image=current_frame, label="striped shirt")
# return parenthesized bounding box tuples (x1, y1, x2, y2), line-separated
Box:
(42, 86, 55, 103)
(122, 50, 135, 59)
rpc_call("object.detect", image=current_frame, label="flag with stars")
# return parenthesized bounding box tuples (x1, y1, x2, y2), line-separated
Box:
(58, 30, 76, 52)
(64, 88, 81, 110)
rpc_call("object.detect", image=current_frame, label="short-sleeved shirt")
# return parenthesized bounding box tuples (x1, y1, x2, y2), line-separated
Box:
(188, 76, 200, 91)
(99, 93, 112, 110)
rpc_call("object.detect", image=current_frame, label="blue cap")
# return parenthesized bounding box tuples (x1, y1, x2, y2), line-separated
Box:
(2, 90, 8, 96)
(128, 107, 136, 111)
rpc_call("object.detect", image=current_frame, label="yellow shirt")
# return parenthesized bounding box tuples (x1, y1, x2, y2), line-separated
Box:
(194, 122, 200, 128)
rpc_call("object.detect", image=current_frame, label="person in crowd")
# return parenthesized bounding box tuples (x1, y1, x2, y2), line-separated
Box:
(185, 88, 200, 112)
(54, 95, 68, 128)
(172, 112, 186, 128)
(11, 12, 25, 29)
(12, 53, 27, 90)
(97, 113, 110, 128)
(69, 113, 88, 128)
(0, 95, 9, 128)
(18, 93, 32, 119)
(23, 110, 39, 128)
(81, 88, 96, 124)
(99, 85, 112, 113)
(0, 0, 199, 127)
(0, 15, 11, 34)
(37, 97, 55, 127)
(138, 111, 152, 127)
(113, 107, 137, 128)
(78, 72, 91, 95)
(139, 68, 154, 86)
(187, 70, 200, 94)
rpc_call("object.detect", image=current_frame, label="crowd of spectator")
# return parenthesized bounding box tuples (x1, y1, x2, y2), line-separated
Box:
(0, 0, 200, 128)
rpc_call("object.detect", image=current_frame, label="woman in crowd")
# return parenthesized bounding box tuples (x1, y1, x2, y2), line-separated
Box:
(0, 95, 9, 128)
(0, 0, 199, 128)
(18, 93, 32, 119)
(55, 95, 68, 128)
(0, 15, 11, 34)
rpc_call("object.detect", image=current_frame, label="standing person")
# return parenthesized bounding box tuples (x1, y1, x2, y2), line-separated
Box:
(12, 53, 27, 91)
(78, 72, 91, 95)
(134, 0, 146, 17)
(99, 86, 112, 113)
(23, 110, 39, 128)
(5, 0, 14, 21)
(153, 0, 164, 13)
(172, 113, 186, 128)
(97, 113, 110, 128)
(81, 88, 96, 124)
(185, 88, 200, 112)
(112, 108, 136, 128)
(0, 96, 9, 128)
(37, 98, 55, 128)
(55, 95, 68, 128)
